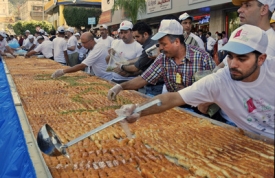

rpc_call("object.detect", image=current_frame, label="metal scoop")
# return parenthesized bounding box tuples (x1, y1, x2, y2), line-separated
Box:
(37, 99, 162, 157)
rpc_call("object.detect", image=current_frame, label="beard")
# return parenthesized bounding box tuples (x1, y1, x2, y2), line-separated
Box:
(229, 58, 258, 81)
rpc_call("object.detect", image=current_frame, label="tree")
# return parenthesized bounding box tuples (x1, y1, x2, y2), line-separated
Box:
(12, 20, 55, 35)
(111, 0, 146, 24)
(63, 6, 101, 29)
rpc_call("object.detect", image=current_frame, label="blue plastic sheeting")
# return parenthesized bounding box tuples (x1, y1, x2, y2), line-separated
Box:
(0, 57, 36, 178)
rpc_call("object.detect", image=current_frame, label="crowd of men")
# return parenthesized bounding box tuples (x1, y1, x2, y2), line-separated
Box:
(0, 0, 274, 139)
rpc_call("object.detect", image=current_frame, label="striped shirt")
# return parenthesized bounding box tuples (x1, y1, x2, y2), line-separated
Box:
(141, 45, 216, 92)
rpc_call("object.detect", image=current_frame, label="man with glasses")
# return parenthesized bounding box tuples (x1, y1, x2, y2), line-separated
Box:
(51, 31, 112, 80)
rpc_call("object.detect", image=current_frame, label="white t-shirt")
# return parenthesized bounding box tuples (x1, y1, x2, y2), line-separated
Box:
(67, 35, 78, 55)
(206, 36, 216, 51)
(34, 40, 53, 58)
(217, 39, 223, 51)
(96, 36, 114, 49)
(82, 43, 112, 80)
(0, 39, 8, 52)
(53, 37, 68, 63)
(111, 40, 143, 81)
(22, 38, 29, 47)
(265, 28, 275, 57)
(178, 58, 275, 139)
(189, 33, 205, 49)
(24, 40, 33, 50)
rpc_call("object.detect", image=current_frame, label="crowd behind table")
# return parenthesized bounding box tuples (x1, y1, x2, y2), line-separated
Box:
(0, 0, 274, 140)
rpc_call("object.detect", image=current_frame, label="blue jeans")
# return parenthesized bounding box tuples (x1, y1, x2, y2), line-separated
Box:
(145, 84, 163, 97)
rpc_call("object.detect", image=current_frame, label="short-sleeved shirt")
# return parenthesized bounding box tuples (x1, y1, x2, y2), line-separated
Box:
(67, 35, 78, 55)
(134, 37, 158, 72)
(34, 40, 53, 58)
(96, 36, 114, 49)
(0, 39, 8, 52)
(141, 45, 216, 92)
(184, 33, 199, 47)
(179, 57, 275, 139)
(82, 43, 112, 80)
(111, 40, 143, 81)
(53, 37, 68, 63)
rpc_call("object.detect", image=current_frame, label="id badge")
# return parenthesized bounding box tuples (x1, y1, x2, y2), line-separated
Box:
(176, 73, 182, 84)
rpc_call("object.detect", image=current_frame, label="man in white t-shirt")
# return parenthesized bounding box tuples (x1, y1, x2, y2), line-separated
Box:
(66, 27, 79, 67)
(25, 36, 53, 59)
(178, 13, 205, 50)
(51, 32, 112, 80)
(0, 32, 15, 57)
(116, 25, 275, 139)
(107, 20, 143, 83)
(22, 35, 34, 51)
(96, 24, 114, 49)
(206, 32, 216, 57)
(22, 30, 30, 47)
(74, 33, 88, 62)
(52, 26, 69, 65)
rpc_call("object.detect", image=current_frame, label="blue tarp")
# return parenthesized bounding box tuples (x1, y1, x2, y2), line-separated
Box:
(0, 57, 36, 178)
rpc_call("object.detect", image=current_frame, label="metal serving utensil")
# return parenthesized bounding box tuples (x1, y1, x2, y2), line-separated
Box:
(37, 99, 161, 157)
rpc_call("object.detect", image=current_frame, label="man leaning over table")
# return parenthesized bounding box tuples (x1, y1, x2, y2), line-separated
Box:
(108, 19, 216, 110)
(116, 25, 275, 139)
(51, 32, 112, 81)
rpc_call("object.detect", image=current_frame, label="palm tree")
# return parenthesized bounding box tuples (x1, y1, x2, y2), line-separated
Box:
(111, 0, 146, 24)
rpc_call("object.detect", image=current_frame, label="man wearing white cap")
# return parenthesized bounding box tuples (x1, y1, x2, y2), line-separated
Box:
(96, 24, 114, 49)
(39, 29, 49, 40)
(116, 25, 275, 139)
(22, 30, 31, 47)
(270, 12, 275, 31)
(107, 20, 143, 83)
(66, 27, 79, 67)
(0, 32, 15, 57)
(51, 32, 112, 81)
(52, 26, 69, 65)
(21, 35, 34, 51)
(25, 36, 53, 59)
(178, 13, 205, 49)
(74, 33, 88, 62)
(108, 20, 215, 101)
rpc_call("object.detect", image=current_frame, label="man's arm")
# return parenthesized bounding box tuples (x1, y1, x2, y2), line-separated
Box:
(63, 63, 86, 73)
(63, 50, 70, 66)
(5, 46, 14, 55)
(140, 92, 185, 117)
(29, 44, 36, 51)
(121, 76, 148, 90)
(25, 50, 37, 58)
(67, 46, 76, 51)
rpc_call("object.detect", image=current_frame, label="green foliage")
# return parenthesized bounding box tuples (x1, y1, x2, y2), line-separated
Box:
(111, 0, 146, 24)
(63, 6, 101, 29)
(12, 20, 55, 35)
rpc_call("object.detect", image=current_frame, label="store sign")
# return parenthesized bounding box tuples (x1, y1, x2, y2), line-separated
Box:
(146, 0, 172, 14)
(102, 0, 114, 12)
(199, 15, 210, 24)
(88, 17, 96, 25)
(189, 0, 210, 5)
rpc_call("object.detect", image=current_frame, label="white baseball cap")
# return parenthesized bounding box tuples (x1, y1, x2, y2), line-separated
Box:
(36, 36, 44, 41)
(57, 26, 65, 32)
(151, 19, 183, 40)
(179, 12, 194, 21)
(25, 30, 30, 33)
(270, 12, 275, 24)
(119, 21, 133, 31)
(100, 24, 108, 29)
(66, 27, 74, 33)
(28, 35, 34, 39)
(221, 24, 268, 54)
(0, 32, 7, 38)
(232, 0, 275, 12)
(74, 32, 80, 36)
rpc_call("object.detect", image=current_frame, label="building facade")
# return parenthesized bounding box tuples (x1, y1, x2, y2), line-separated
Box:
(0, 0, 14, 32)
(44, 0, 101, 29)
(19, 0, 48, 21)
(101, 0, 239, 38)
